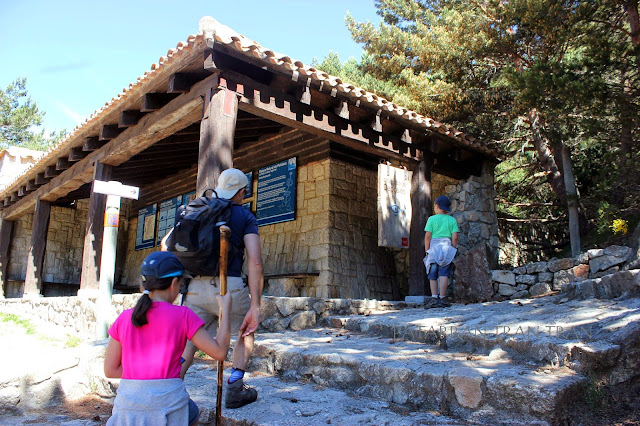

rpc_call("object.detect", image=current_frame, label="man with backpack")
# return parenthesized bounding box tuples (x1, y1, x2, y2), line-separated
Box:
(171, 168, 264, 409)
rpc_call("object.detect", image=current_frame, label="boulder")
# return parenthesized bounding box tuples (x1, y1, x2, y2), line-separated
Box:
(537, 272, 553, 283)
(526, 261, 549, 274)
(448, 367, 484, 409)
(588, 248, 604, 259)
(590, 255, 626, 274)
(515, 274, 537, 285)
(452, 244, 495, 303)
(289, 311, 316, 331)
(552, 269, 585, 291)
(513, 266, 527, 275)
(530, 282, 551, 297)
(491, 270, 516, 285)
(604, 245, 632, 259)
(498, 284, 517, 296)
(548, 258, 575, 273)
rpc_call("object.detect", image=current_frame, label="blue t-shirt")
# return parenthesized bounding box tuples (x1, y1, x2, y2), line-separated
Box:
(227, 203, 258, 277)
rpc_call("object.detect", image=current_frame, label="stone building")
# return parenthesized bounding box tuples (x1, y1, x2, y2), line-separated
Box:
(0, 18, 500, 302)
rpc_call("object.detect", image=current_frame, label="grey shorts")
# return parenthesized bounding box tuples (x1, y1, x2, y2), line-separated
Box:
(183, 276, 251, 338)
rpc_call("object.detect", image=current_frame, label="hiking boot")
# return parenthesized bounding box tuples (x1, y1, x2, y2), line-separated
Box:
(424, 298, 439, 309)
(438, 297, 452, 308)
(225, 378, 258, 409)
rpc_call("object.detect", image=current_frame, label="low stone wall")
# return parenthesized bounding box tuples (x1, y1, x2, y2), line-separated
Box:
(0, 294, 411, 340)
(490, 245, 634, 299)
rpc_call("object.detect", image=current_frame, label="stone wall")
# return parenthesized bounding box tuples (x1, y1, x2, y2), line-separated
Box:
(6, 200, 89, 286)
(0, 294, 409, 340)
(329, 159, 399, 300)
(446, 165, 499, 258)
(490, 245, 633, 299)
(260, 161, 330, 297)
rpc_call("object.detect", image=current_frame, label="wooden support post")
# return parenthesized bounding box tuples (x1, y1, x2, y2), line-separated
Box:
(0, 215, 14, 299)
(24, 197, 51, 296)
(80, 162, 112, 294)
(409, 154, 434, 298)
(197, 87, 238, 194)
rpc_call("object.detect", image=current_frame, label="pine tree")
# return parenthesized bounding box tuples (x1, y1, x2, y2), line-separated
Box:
(344, 0, 640, 253)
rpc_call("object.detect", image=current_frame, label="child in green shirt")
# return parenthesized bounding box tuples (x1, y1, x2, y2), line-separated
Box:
(424, 195, 459, 308)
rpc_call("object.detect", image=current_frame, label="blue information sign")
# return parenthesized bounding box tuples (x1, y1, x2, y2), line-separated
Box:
(244, 171, 253, 198)
(135, 204, 157, 250)
(156, 197, 180, 245)
(256, 158, 296, 226)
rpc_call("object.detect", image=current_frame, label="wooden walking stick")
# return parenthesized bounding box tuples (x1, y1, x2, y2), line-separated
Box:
(216, 225, 231, 426)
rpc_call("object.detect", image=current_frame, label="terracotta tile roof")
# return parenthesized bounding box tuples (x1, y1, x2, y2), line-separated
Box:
(1, 17, 498, 200)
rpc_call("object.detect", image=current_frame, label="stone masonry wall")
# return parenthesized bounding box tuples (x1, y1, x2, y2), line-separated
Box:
(6, 200, 89, 286)
(329, 159, 398, 300)
(260, 161, 330, 297)
(0, 294, 406, 340)
(446, 166, 499, 258)
(490, 245, 633, 299)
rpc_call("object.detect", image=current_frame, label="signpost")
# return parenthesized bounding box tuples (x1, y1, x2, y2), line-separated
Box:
(93, 180, 139, 339)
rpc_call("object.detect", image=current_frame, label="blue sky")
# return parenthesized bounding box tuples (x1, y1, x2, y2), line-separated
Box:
(0, 0, 380, 135)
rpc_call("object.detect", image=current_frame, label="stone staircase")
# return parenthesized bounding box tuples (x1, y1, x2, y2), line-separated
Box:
(183, 271, 640, 425)
(1, 269, 638, 425)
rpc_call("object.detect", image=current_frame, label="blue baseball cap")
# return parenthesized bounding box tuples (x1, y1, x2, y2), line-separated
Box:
(140, 252, 192, 281)
(435, 195, 452, 212)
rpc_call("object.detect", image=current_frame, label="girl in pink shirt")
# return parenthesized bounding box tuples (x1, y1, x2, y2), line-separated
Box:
(104, 252, 231, 425)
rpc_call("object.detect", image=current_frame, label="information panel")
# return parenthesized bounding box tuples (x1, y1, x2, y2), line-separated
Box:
(244, 171, 253, 198)
(156, 197, 180, 245)
(182, 191, 196, 206)
(135, 204, 157, 250)
(256, 158, 296, 226)
(377, 163, 412, 248)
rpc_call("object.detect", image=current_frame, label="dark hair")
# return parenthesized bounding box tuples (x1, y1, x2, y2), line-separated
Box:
(131, 276, 175, 327)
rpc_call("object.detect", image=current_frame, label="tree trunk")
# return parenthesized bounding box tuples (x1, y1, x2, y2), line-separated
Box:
(624, 0, 640, 45)
(561, 146, 581, 256)
(527, 109, 567, 204)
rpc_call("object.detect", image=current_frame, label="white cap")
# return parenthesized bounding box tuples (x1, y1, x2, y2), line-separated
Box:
(215, 168, 248, 199)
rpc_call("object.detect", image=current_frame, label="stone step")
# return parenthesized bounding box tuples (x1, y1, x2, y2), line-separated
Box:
(247, 327, 585, 423)
(322, 296, 640, 374)
(185, 370, 479, 425)
(560, 269, 640, 301)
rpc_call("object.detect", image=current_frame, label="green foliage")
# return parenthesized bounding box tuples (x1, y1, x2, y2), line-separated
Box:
(0, 77, 63, 151)
(0, 312, 36, 335)
(337, 0, 640, 251)
(65, 334, 83, 348)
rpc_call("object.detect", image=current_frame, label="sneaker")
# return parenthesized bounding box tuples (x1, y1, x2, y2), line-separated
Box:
(225, 378, 258, 409)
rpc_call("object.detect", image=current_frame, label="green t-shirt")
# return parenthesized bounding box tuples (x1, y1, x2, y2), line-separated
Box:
(424, 214, 459, 239)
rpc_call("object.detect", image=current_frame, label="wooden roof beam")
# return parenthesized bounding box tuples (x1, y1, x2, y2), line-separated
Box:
(141, 93, 179, 112)
(35, 173, 49, 185)
(26, 180, 37, 192)
(1, 72, 215, 221)
(168, 73, 206, 93)
(219, 73, 418, 162)
(83, 136, 105, 152)
(44, 165, 62, 179)
(68, 147, 86, 162)
(119, 110, 146, 128)
(100, 124, 124, 141)
(56, 157, 72, 170)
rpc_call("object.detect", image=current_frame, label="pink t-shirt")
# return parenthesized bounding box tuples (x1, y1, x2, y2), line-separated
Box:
(108, 301, 205, 380)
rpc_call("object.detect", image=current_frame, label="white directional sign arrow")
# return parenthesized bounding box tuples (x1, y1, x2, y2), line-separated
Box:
(93, 180, 139, 200)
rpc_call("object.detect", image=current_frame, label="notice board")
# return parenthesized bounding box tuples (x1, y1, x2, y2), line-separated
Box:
(256, 158, 297, 226)
(156, 197, 180, 245)
(135, 204, 157, 250)
(377, 163, 412, 248)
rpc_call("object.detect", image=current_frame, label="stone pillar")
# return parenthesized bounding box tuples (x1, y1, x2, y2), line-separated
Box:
(197, 87, 237, 194)
(0, 215, 14, 299)
(24, 197, 50, 296)
(79, 162, 112, 296)
(408, 154, 434, 300)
